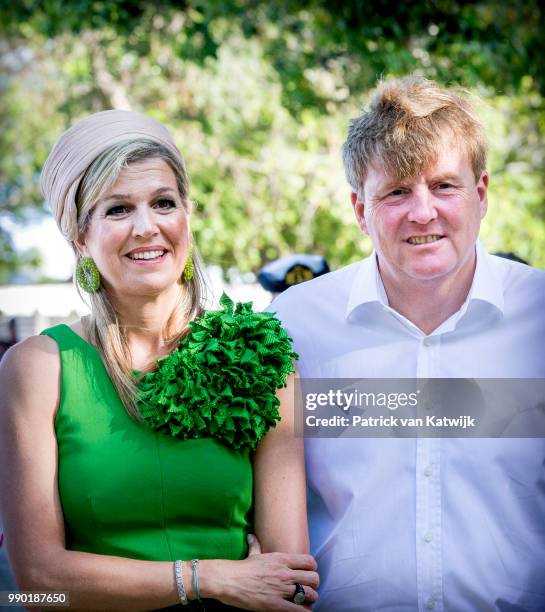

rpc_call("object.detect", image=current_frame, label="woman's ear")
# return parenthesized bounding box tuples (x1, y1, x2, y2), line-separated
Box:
(74, 236, 87, 257)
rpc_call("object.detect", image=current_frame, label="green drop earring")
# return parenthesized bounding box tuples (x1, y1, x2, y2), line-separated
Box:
(76, 256, 101, 293)
(183, 245, 194, 282)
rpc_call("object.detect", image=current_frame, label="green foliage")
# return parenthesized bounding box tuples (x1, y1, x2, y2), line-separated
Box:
(0, 0, 544, 278)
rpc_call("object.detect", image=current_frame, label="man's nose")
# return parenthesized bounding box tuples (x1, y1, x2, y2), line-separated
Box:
(407, 188, 438, 225)
(132, 206, 159, 237)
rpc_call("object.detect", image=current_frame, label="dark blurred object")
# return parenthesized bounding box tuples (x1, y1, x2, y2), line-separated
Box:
(258, 254, 330, 294)
(0, 318, 18, 362)
(494, 251, 529, 265)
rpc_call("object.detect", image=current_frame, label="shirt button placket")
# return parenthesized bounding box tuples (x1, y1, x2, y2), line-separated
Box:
(416, 335, 443, 611)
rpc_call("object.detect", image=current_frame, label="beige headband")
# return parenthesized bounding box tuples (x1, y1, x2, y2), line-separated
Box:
(40, 109, 183, 242)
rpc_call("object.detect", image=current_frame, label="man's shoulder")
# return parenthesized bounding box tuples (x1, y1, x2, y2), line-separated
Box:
(490, 253, 545, 293)
(268, 259, 363, 314)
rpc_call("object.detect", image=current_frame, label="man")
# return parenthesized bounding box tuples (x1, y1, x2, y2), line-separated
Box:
(269, 76, 545, 611)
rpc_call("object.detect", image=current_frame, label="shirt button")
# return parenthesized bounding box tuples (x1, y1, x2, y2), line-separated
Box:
(426, 598, 435, 610)
(423, 337, 432, 346)
(424, 466, 433, 477)
(424, 532, 433, 543)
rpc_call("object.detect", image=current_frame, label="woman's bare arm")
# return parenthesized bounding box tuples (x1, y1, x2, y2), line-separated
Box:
(250, 372, 319, 608)
(253, 373, 309, 554)
(0, 341, 317, 611)
(0, 337, 181, 611)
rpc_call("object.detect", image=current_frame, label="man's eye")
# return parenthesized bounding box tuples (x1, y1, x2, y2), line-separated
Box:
(388, 189, 405, 197)
(154, 198, 176, 209)
(436, 183, 453, 189)
(105, 205, 130, 216)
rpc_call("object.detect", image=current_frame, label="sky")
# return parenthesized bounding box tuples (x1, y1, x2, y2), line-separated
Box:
(7, 215, 76, 280)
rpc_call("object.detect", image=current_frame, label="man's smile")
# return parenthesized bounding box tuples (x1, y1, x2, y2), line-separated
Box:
(406, 235, 444, 245)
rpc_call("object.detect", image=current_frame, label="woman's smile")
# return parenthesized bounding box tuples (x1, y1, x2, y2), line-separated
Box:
(125, 246, 169, 264)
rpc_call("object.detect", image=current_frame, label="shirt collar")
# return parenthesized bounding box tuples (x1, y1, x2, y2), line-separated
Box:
(466, 241, 505, 314)
(345, 241, 505, 322)
(345, 251, 384, 320)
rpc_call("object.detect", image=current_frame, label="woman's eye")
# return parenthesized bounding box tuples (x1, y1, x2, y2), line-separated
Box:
(154, 198, 177, 210)
(105, 205, 130, 216)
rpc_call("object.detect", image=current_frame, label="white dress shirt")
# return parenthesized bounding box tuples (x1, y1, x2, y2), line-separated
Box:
(268, 244, 545, 612)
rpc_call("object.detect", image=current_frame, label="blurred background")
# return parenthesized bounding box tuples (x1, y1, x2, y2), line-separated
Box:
(0, 0, 544, 342)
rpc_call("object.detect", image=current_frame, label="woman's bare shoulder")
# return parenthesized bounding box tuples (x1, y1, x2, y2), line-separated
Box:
(3, 333, 60, 367)
(0, 334, 61, 419)
(3, 315, 88, 367)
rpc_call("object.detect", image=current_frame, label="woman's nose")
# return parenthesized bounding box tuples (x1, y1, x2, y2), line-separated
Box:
(132, 207, 159, 238)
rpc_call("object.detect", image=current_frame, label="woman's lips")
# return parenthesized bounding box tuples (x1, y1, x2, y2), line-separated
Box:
(126, 249, 167, 264)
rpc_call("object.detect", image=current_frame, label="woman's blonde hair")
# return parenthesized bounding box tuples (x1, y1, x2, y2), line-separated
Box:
(74, 139, 207, 418)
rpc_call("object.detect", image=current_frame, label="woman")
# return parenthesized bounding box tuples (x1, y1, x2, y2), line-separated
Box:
(0, 110, 318, 610)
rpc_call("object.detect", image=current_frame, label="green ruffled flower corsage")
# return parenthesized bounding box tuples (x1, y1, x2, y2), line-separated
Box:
(138, 293, 298, 450)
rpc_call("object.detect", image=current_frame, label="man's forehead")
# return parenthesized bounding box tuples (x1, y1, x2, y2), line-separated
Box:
(366, 144, 470, 188)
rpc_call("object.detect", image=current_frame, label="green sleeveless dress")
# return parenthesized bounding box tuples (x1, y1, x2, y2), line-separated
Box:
(42, 324, 253, 610)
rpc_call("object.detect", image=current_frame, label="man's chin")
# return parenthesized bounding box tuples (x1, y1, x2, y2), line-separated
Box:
(401, 251, 457, 281)
(404, 265, 454, 282)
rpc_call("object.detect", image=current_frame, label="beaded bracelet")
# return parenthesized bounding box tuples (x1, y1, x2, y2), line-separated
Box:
(174, 560, 189, 606)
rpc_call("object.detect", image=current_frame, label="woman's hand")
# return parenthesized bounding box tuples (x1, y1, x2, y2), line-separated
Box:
(198, 535, 319, 611)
